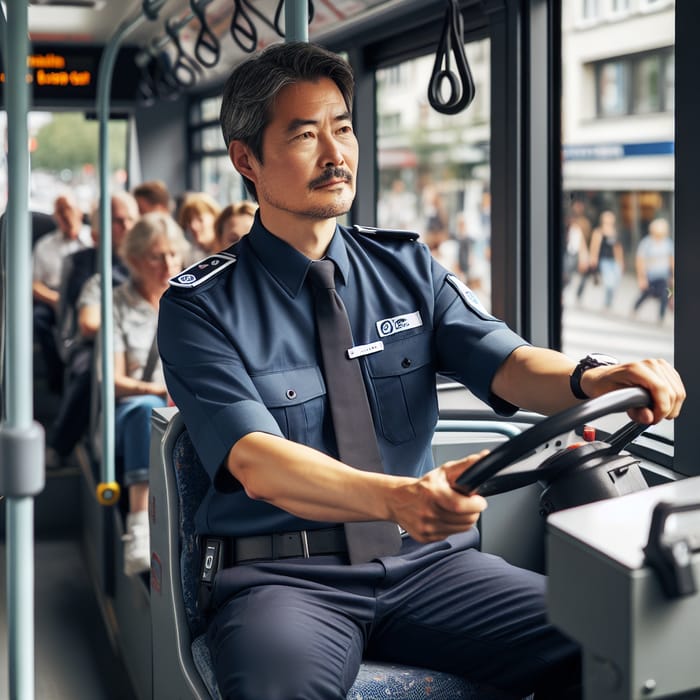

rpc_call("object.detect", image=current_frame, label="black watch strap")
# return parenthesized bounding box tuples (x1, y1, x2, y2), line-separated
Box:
(570, 363, 591, 400)
(570, 353, 618, 400)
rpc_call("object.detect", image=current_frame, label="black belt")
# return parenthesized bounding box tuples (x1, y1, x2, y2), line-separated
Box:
(232, 526, 348, 564)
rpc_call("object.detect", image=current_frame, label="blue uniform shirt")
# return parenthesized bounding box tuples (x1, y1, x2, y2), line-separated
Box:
(158, 216, 528, 537)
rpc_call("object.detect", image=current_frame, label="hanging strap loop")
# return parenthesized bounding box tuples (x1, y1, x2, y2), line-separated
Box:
(165, 18, 200, 88)
(191, 0, 220, 68)
(428, 0, 476, 115)
(230, 0, 257, 53)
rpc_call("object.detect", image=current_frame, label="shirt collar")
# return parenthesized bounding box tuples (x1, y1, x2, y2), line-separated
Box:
(247, 214, 350, 297)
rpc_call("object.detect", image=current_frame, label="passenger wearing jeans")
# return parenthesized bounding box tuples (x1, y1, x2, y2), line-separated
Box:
(111, 212, 187, 575)
(158, 43, 685, 700)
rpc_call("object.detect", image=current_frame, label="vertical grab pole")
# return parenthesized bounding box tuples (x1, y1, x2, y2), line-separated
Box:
(285, 0, 309, 42)
(2, 2, 45, 699)
(94, 10, 154, 506)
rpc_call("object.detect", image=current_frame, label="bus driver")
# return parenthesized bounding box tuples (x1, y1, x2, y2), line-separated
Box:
(158, 42, 685, 700)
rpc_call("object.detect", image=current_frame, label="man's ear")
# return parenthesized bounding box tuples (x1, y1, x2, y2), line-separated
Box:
(229, 141, 258, 183)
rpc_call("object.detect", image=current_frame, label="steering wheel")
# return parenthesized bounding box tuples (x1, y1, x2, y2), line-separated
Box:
(453, 387, 652, 497)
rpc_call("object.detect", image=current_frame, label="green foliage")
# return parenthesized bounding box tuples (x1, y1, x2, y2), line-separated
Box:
(31, 112, 127, 176)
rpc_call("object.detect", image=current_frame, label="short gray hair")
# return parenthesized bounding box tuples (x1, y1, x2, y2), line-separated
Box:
(120, 212, 187, 270)
(219, 42, 355, 200)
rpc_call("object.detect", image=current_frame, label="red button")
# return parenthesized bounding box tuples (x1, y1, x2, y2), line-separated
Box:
(583, 425, 596, 442)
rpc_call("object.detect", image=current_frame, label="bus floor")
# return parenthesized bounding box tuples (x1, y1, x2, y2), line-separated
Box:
(0, 536, 139, 700)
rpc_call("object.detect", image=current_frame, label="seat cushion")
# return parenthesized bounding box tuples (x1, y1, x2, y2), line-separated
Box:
(192, 634, 522, 700)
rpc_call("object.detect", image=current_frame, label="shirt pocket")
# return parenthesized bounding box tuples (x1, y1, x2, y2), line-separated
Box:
(251, 366, 326, 445)
(366, 332, 438, 444)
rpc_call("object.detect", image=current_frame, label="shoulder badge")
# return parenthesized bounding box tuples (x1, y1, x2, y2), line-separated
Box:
(169, 253, 237, 289)
(352, 225, 419, 242)
(445, 275, 497, 321)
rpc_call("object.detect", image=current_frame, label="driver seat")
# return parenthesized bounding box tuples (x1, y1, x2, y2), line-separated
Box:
(148, 406, 527, 700)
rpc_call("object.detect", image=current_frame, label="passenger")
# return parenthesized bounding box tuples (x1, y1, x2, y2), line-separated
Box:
(213, 200, 257, 248)
(177, 191, 221, 263)
(132, 179, 173, 216)
(158, 43, 685, 700)
(32, 191, 92, 394)
(113, 213, 187, 576)
(46, 192, 138, 467)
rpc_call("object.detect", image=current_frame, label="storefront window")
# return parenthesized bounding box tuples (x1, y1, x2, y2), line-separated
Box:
(375, 39, 492, 310)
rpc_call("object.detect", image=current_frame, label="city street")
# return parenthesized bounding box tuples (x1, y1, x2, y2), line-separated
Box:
(562, 271, 674, 365)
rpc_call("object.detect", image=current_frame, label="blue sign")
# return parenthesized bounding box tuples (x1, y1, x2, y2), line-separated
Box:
(563, 141, 674, 160)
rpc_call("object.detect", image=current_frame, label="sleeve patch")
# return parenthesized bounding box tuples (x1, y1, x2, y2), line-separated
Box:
(352, 225, 419, 242)
(446, 275, 497, 321)
(169, 253, 237, 288)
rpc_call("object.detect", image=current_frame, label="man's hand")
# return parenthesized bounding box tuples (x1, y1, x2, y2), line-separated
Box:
(387, 451, 490, 542)
(581, 358, 685, 425)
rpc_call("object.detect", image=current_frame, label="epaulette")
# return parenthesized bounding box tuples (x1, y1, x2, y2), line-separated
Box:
(352, 225, 419, 242)
(169, 253, 237, 288)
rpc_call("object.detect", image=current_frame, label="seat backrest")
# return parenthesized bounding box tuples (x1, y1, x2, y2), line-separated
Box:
(171, 425, 210, 637)
(150, 406, 213, 700)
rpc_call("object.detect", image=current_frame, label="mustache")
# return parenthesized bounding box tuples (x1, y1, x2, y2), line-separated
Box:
(308, 168, 353, 189)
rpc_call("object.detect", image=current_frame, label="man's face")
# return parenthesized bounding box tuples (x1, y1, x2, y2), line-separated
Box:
(234, 78, 358, 227)
(53, 196, 83, 238)
(111, 198, 137, 251)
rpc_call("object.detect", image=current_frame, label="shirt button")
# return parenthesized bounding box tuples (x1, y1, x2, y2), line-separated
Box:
(401, 358, 412, 368)
(286, 389, 297, 400)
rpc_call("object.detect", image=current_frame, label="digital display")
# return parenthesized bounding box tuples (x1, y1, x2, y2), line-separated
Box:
(0, 44, 141, 105)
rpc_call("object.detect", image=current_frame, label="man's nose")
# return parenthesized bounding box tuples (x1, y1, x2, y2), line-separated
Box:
(319, 134, 344, 168)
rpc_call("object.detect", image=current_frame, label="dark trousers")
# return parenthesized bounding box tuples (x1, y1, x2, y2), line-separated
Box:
(206, 530, 580, 700)
(33, 301, 63, 394)
(47, 344, 93, 456)
(634, 278, 670, 320)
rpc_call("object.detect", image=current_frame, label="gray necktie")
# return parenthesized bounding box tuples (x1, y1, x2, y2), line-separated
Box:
(307, 259, 402, 564)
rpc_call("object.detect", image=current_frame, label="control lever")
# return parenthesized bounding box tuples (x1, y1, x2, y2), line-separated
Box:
(643, 500, 700, 598)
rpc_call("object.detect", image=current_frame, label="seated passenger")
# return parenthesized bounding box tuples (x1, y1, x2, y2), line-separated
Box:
(112, 213, 187, 576)
(177, 191, 221, 263)
(214, 200, 257, 248)
(32, 191, 92, 394)
(46, 192, 138, 466)
(132, 179, 173, 217)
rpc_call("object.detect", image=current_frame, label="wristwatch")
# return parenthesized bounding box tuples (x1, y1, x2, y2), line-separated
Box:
(569, 353, 618, 400)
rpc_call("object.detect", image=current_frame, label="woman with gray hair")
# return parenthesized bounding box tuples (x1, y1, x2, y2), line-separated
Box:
(113, 212, 187, 575)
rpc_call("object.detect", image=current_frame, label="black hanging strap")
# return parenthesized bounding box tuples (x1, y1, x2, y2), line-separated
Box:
(428, 0, 476, 115)
(191, 0, 220, 68)
(165, 18, 201, 88)
(230, 0, 257, 53)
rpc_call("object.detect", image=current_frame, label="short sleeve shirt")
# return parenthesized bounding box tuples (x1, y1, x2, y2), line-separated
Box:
(636, 235, 674, 281)
(159, 218, 528, 537)
(113, 281, 163, 386)
(32, 225, 93, 290)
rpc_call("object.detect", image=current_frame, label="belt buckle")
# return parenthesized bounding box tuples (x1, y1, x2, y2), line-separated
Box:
(300, 530, 310, 557)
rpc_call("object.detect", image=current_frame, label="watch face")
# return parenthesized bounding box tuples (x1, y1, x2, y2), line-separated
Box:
(585, 352, 618, 366)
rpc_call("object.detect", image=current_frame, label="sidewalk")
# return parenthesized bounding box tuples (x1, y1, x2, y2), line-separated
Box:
(563, 271, 674, 329)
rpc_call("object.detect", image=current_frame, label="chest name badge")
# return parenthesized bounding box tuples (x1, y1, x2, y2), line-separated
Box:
(347, 340, 384, 359)
(376, 311, 423, 338)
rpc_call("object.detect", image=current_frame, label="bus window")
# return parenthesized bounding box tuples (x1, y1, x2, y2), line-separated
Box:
(0, 111, 128, 215)
(375, 39, 492, 312)
(560, 2, 674, 440)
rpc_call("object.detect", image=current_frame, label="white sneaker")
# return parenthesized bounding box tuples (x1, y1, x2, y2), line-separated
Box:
(123, 510, 150, 576)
